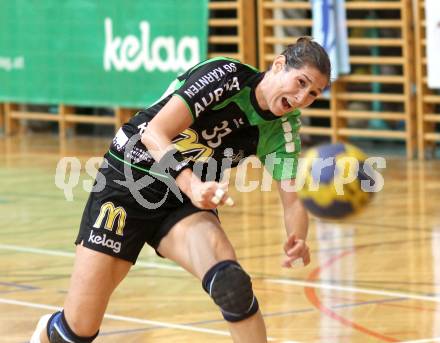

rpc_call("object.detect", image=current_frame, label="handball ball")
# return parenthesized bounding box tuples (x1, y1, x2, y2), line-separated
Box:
(297, 143, 375, 219)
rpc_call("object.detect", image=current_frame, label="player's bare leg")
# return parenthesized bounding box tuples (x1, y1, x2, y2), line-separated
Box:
(37, 244, 131, 342)
(157, 211, 267, 343)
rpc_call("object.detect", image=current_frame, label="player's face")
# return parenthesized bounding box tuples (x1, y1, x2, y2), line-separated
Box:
(262, 57, 329, 116)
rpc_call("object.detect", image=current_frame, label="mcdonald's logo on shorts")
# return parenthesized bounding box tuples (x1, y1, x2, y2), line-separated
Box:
(93, 202, 126, 236)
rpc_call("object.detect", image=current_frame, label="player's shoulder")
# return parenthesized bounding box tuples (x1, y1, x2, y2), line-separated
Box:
(181, 57, 259, 79)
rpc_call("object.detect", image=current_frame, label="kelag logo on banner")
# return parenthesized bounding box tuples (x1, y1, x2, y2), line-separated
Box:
(0, 1, 208, 107)
(104, 18, 200, 73)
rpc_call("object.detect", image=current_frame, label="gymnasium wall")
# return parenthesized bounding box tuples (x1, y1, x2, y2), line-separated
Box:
(0, 0, 438, 159)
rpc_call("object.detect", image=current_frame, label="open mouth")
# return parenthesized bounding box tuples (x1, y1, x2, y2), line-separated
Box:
(282, 97, 293, 111)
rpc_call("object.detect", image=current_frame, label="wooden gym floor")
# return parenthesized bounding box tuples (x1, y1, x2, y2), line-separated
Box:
(1, 134, 440, 343)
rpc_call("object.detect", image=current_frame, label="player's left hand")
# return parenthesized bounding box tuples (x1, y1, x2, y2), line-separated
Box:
(281, 233, 310, 268)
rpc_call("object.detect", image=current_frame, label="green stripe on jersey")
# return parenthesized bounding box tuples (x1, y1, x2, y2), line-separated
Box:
(174, 93, 195, 121)
(108, 151, 169, 180)
(256, 111, 302, 181)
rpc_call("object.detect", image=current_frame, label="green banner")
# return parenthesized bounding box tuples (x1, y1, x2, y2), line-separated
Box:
(0, 1, 208, 107)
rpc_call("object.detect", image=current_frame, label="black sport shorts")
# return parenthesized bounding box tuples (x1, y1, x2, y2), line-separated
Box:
(75, 158, 217, 264)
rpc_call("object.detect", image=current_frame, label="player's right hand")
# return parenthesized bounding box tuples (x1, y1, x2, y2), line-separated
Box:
(190, 180, 234, 209)
(176, 171, 234, 209)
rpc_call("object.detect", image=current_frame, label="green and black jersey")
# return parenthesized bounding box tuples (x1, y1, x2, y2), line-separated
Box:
(108, 57, 301, 182)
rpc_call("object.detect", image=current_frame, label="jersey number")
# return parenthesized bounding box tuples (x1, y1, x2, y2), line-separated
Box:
(201, 121, 232, 148)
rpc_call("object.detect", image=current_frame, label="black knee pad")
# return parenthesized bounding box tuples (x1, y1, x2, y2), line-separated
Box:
(202, 260, 259, 322)
(47, 311, 98, 343)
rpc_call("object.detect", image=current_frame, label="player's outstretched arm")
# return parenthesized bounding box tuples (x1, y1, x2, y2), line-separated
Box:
(277, 179, 311, 268)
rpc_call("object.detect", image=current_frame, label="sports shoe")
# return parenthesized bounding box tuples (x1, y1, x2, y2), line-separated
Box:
(30, 314, 51, 343)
